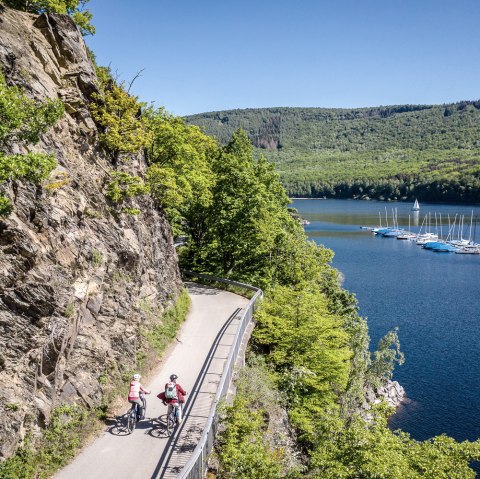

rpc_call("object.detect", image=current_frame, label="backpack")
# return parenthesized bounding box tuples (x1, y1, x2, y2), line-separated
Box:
(165, 382, 177, 400)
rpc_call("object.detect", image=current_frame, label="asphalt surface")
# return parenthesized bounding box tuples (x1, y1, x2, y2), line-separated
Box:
(55, 282, 248, 479)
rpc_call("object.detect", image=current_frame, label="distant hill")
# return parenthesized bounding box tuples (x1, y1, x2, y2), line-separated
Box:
(185, 103, 480, 202)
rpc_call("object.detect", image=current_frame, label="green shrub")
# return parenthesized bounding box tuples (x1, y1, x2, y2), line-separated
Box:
(64, 303, 75, 318)
(90, 84, 152, 161)
(0, 405, 91, 479)
(0, 73, 63, 219)
(105, 171, 149, 203)
(91, 249, 103, 267)
(0, 195, 13, 218)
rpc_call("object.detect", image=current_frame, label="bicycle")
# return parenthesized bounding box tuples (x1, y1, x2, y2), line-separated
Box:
(126, 393, 146, 434)
(166, 402, 182, 436)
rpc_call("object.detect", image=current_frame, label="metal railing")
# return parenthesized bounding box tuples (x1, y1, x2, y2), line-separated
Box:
(176, 271, 263, 479)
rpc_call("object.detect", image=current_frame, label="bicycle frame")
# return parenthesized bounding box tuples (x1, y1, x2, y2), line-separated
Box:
(126, 393, 146, 433)
(166, 402, 182, 436)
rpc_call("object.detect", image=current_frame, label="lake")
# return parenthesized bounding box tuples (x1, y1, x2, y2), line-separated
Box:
(293, 199, 480, 442)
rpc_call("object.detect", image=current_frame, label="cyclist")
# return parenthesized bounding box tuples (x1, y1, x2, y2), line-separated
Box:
(128, 373, 151, 420)
(157, 373, 188, 423)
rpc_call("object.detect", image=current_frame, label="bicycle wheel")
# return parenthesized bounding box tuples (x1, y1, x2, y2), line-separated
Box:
(127, 407, 136, 434)
(166, 411, 175, 436)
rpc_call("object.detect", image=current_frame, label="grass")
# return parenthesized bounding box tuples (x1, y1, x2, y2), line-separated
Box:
(64, 303, 75, 318)
(91, 249, 103, 268)
(0, 406, 93, 479)
(142, 289, 190, 357)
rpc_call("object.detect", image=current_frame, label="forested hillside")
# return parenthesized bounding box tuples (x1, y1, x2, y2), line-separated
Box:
(186, 103, 480, 202)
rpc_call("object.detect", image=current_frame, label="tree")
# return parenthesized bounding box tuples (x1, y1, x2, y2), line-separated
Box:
(145, 108, 217, 237)
(311, 406, 480, 479)
(90, 82, 153, 165)
(253, 284, 351, 446)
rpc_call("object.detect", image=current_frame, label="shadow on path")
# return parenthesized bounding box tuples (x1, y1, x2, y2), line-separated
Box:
(184, 282, 222, 296)
(150, 308, 242, 479)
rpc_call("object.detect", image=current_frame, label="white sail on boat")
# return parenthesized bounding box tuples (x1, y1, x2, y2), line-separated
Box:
(412, 199, 420, 211)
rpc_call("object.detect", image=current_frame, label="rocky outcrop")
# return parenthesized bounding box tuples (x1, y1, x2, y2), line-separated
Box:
(0, 6, 182, 458)
(366, 380, 406, 409)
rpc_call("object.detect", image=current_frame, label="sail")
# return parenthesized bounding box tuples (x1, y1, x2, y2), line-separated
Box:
(412, 199, 420, 211)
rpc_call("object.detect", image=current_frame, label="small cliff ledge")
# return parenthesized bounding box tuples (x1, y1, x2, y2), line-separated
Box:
(0, 6, 182, 458)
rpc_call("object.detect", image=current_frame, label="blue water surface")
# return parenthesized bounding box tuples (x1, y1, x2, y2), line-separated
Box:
(294, 199, 480, 442)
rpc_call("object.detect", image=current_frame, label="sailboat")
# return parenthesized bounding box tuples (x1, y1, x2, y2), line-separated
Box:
(412, 199, 420, 211)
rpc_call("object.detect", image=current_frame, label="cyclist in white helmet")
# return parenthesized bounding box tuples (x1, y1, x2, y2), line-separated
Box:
(128, 373, 150, 420)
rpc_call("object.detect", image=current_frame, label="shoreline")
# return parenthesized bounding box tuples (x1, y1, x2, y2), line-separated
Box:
(290, 197, 480, 206)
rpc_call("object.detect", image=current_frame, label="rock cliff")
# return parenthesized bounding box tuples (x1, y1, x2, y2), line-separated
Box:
(0, 6, 182, 458)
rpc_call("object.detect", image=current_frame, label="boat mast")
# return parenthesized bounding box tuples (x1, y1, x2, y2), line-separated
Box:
(468, 211, 473, 244)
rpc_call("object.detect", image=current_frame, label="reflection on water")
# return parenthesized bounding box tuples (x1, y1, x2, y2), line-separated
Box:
(412, 210, 420, 226)
(294, 199, 480, 444)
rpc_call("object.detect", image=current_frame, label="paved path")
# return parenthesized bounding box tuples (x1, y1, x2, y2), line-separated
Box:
(55, 283, 248, 479)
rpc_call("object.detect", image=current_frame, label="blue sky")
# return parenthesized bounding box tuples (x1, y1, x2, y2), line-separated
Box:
(85, 0, 480, 116)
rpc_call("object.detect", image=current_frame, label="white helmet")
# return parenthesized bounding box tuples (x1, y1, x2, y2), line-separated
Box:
(133, 374, 141, 381)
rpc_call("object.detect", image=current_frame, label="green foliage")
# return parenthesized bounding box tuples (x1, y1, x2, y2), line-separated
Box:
(83, 207, 102, 218)
(216, 364, 294, 479)
(2, 0, 95, 35)
(145, 107, 216, 236)
(253, 284, 351, 446)
(0, 405, 89, 479)
(186, 104, 480, 203)
(121, 207, 141, 216)
(142, 289, 190, 356)
(0, 74, 64, 146)
(179, 129, 305, 288)
(0, 195, 13, 217)
(0, 152, 57, 183)
(105, 171, 149, 203)
(310, 406, 480, 479)
(4, 403, 19, 411)
(217, 397, 283, 479)
(64, 303, 75, 318)
(90, 249, 103, 267)
(90, 83, 153, 162)
(368, 328, 405, 389)
(0, 73, 63, 218)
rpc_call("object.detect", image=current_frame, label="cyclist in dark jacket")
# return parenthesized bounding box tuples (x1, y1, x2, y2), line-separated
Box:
(157, 374, 188, 422)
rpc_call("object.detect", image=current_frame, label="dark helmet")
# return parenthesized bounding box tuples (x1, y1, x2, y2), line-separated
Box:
(170, 374, 178, 381)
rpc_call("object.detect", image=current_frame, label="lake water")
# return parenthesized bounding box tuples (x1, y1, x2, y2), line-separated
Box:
(293, 199, 480, 442)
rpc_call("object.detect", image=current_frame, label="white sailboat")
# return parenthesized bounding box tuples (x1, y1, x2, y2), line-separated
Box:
(412, 198, 420, 211)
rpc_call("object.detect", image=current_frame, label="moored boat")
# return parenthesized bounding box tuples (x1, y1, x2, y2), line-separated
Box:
(423, 241, 446, 250)
(456, 248, 480, 254)
(397, 232, 417, 240)
(431, 243, 459, 253)
(416, 233, 438, 245)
